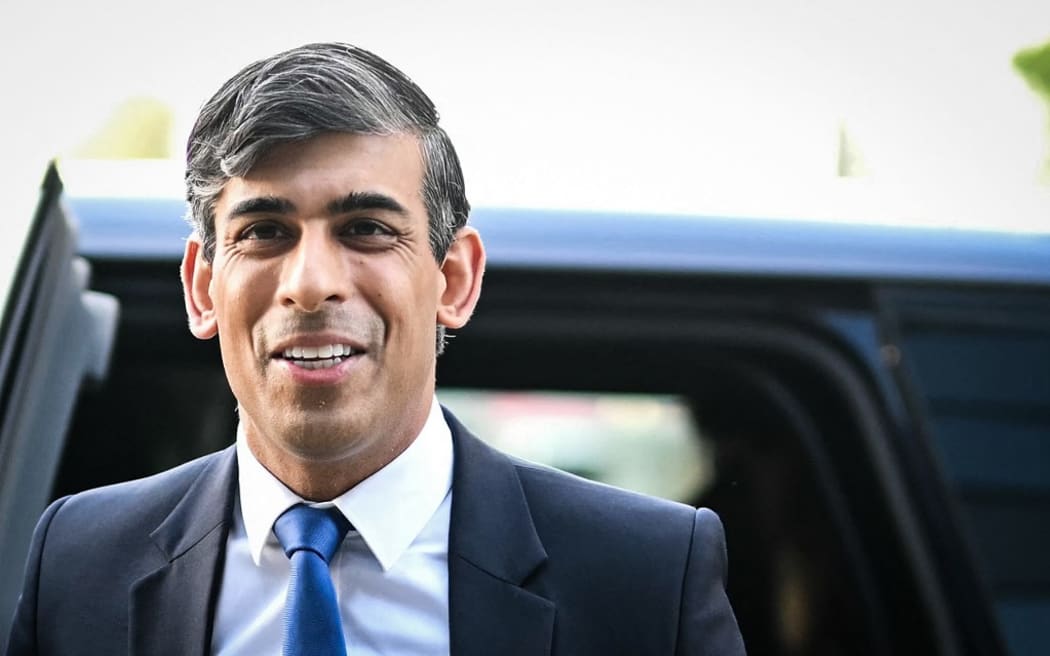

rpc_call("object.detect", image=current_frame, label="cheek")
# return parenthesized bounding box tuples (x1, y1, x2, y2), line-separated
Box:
(213, 265, 277, 344)
(367, 269, 440, 348)
(364, 260, 434, 307)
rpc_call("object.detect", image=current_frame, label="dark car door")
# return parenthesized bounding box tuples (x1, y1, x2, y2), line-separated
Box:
(881, 286, 1050, 656)
(0, 165, 118, 641)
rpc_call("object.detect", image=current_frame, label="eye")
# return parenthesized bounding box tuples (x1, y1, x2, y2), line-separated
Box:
(343, 219, 395, 238)
(239, 221, 288, 241)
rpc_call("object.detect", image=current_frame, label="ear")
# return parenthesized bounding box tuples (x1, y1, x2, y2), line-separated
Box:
(181, 236, 219, 339)
(437, 227, 486, 329)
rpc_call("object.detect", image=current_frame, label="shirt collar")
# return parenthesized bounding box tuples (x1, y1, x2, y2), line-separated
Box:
(236, 396, 454, 571)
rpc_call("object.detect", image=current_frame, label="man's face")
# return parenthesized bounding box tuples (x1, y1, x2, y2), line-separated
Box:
(182, 132, 465, 473)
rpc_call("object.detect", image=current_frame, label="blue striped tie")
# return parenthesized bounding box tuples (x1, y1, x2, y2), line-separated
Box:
(273, 504, 352, 656)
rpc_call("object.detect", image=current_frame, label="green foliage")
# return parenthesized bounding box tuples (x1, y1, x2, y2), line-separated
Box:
(1014, 39, 1050, 101)
(1015, 38, 1050, 182)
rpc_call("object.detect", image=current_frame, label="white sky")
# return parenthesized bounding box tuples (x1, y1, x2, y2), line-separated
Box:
(3, 0, 1050, 229)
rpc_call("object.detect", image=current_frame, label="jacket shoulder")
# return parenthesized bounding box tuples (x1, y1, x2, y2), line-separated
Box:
(34, 447, 234, 568)
(6, 448, 236, 655)
(53, 447, 233, 532)
(513, 456, 700, 534)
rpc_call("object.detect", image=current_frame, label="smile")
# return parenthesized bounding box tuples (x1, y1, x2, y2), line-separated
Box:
(279, 344, 360, 370)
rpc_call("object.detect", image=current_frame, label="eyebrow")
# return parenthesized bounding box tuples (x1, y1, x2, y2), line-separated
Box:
(225, 192, 409, 221)
(326, 191, 408, 217)
(226, 195, 295, 219)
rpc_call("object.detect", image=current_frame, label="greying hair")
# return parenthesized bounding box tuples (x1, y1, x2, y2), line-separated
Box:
(185, 42, 469, 263)
(184, 42, 470, 354)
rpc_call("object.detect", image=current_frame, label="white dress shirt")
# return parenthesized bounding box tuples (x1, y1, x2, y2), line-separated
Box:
(211, 397, 454, 655)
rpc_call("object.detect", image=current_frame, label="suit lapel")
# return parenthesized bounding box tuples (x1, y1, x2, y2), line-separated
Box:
(129, 448, 237, 656)
(122, 417, 554, 655)
(445, 410, 555, 656)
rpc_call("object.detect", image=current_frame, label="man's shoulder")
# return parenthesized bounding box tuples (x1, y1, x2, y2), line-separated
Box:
(62, 446, 232, 505)
(454, 429, 734, 647)
(508, 455, 704, 547)
(511, 455, 696, 520)
(45, 447, 235, 540)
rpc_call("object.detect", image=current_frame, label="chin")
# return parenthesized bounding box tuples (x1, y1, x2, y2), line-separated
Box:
(277, 416, 365, 462)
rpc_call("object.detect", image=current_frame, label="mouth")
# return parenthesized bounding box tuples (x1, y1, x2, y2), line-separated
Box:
(276, 343, 363, 370)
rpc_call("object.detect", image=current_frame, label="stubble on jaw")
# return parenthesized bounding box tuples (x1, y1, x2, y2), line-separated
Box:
(240, 406, 419, 502)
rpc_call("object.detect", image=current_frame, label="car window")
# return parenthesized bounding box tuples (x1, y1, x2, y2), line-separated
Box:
(889, 288, 1050, 656)
(440, 389, 711, 502)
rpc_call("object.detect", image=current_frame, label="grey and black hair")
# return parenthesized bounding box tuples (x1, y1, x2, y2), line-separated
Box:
(184, 42, 470, 352)
(185, 42, 469, 262)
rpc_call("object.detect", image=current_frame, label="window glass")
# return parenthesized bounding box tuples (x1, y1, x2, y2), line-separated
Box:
(438, 388, 712, 503)
(898, 322, 1050, 656)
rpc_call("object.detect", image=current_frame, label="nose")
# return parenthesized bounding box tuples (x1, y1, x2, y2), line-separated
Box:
(278, 227, 350, 312)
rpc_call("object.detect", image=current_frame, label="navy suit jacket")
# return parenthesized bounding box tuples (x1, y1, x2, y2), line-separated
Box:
(5, 411, 744, 655)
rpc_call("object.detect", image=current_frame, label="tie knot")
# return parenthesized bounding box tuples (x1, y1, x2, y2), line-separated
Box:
(273, 504, 351, 564)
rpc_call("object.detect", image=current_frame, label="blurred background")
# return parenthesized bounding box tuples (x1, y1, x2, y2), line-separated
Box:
(3, 4, 1049, 653)
(3, 0, 1050, 229)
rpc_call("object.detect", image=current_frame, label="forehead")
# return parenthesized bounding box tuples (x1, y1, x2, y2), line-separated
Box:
(216, 132, 425, 216)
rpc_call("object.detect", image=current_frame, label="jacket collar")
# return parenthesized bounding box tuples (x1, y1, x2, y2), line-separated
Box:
(445, 408, 555, 656)
(124, 409, 556, 656)
(129, 447, 237, 656)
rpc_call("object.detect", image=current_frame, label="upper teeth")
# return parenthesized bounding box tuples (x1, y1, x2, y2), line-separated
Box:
(282, 344, 355, 359)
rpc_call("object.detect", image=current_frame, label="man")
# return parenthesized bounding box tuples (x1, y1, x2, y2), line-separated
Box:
(5, 43, 744, 655)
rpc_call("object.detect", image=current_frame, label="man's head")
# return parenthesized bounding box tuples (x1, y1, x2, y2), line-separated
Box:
(186, 44, 470, 356)
(180, 43, 484, 497)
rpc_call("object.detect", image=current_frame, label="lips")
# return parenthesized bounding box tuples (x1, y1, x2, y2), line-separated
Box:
(278, 343, 361, 370)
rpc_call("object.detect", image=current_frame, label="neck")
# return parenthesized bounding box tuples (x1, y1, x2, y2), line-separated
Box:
(241, 409, 428, 500)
